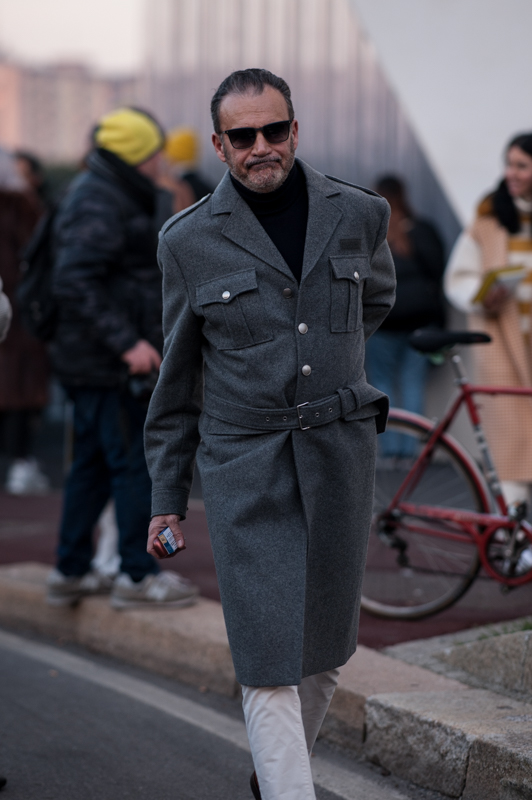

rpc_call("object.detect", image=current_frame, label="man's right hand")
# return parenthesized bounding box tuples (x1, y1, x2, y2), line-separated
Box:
(147, 514, 185, 558)
(121, 339, 162, 374)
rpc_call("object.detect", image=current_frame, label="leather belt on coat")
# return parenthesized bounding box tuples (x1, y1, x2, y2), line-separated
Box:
(204, 385, 386, 433)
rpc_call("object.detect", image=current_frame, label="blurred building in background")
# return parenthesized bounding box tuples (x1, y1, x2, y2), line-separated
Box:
(0, 58, 141, 163)
(0, 0, 461, 246)
(144, 0, 460, 247)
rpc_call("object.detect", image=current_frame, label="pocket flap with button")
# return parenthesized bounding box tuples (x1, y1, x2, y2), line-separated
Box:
(196, 269, 258, 307)
(329, 256, 370, 333)
(196, 268, 272, 350)
(329, 255, 370, 282)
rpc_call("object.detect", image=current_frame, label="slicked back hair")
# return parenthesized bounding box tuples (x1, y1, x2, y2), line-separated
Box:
(211, 68, 295, 134)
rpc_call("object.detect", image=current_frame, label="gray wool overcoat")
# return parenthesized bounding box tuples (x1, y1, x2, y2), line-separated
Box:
(144, 159, 396, 687)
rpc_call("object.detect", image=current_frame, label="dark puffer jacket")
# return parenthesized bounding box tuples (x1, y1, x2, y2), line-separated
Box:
(51, 149, 167, 387)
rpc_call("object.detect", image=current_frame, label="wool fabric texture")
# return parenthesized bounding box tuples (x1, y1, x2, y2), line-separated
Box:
(144, 159, 396, 686)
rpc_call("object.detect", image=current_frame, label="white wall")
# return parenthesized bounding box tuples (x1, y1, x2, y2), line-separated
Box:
(351, 0, 532, 224)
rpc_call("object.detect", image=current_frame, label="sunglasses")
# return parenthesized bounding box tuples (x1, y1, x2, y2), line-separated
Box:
(223, 120, 292, 150)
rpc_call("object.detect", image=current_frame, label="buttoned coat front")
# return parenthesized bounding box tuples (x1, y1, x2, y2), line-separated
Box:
(144, 160, 395, 686)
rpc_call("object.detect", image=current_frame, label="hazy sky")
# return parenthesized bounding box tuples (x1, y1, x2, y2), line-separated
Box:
(0, 0, 145, 73)
(353, 0, 532, 221)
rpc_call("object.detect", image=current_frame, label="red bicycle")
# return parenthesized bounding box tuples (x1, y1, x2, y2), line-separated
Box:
(361, 328, 532, 619)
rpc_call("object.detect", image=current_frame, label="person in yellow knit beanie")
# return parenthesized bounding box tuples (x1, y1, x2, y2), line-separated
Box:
(94, 107, 165, 167)
(46, 106, 199, 611)
(163, 126, 216, 204)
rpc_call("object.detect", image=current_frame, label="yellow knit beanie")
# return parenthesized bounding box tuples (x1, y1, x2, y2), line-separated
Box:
(164, 127, 199, 167)
(94, 108, 165, 166)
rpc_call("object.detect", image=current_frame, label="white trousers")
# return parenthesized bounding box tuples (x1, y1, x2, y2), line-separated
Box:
(241, 669, 339, 800)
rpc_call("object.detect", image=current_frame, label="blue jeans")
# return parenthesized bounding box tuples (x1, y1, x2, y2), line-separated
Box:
(57, 387, 157, 581)
(365, 330, 429, 458)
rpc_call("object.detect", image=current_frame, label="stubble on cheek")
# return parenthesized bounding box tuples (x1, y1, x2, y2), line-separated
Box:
(223, 141, 296, 193)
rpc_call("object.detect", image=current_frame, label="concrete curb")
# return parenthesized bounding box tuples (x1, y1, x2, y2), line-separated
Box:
(1, 563, 532, 798)
(0, 563, 237, 696)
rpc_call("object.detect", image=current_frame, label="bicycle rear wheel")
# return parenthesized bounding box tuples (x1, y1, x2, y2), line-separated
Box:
(361, 412, 486, 619)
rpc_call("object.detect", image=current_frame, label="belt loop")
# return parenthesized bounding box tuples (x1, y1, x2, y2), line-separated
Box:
(337, 387, 355, 418)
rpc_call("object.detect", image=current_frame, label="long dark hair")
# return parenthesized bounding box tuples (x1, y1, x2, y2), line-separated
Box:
(492, 133, 532, 233)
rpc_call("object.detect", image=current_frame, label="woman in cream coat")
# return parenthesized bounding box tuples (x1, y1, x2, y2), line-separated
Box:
(445, 133, 532, 506)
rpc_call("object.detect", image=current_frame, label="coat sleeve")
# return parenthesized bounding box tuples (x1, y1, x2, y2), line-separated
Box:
(52, 188, 139, 356)
(444, 231, 483, 313)
(362, 201, 396, 340)
(144, 235, 203, 519)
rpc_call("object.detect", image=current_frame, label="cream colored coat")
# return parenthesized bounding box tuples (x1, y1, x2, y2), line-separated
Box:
(446, 214, 532, 481)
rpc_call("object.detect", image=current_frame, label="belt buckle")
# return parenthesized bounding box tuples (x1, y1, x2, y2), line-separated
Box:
(297, 402, 310, 431)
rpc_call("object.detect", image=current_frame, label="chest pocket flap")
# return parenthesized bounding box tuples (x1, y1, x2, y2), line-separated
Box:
(196, 269, 258, 307)
(329, 255, 370, 332)
(196, 268, 272, 350)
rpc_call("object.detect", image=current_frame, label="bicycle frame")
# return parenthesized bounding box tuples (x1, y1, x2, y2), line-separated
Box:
(385, 350, 532, 587)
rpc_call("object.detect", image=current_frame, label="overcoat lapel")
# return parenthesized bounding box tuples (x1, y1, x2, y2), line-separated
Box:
(212, 171, 295, 281)
(299, 161, 343, 283)
(211, 161, 343, 284)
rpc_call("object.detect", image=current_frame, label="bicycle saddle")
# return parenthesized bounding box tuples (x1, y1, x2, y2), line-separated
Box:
(408, 328, 492, 353)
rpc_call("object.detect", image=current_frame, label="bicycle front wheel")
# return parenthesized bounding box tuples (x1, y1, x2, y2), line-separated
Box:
(361, 412, 486, 619)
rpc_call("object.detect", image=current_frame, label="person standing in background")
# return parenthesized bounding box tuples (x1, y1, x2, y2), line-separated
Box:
(46, 108, 198, 609)
(0, 268, 11, 795)
(445, 132, 532, 508)
(0, 148, 50, 495)
(365, 175, 445, 460)
(15, 151, 51, 211)
(164, 126, 216, 203)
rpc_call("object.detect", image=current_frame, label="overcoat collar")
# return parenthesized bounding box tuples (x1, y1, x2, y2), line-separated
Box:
(210, 158, 343, 282)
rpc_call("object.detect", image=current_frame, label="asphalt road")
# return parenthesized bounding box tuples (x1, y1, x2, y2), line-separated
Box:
(0, 630, 445, 800)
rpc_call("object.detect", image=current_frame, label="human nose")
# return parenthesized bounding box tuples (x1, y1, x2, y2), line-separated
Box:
(251, 131, 272, 156)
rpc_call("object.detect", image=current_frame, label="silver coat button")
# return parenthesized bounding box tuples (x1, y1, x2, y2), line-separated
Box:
(222, 291, 231, 300)
(302, 365, 312, 376)
(354, 271, 360, 280)
(298, 323, 308, 334)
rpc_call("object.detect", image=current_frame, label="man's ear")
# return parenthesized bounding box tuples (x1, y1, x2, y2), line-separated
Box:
(212, 132, 227, 164)
(291, 119, 299, 152)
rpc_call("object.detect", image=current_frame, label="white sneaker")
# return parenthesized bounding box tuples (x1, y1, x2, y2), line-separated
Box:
(46, 568, 114, 607)
(5, 458, 50, 495)
(110, 571, 199, 610)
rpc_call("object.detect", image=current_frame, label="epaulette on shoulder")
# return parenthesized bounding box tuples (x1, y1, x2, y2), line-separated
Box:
(325, 174, 381, 198)
(160, 193, 211, 236)
(476, 193, 494, 218)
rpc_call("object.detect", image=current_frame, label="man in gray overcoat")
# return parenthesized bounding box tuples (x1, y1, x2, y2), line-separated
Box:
(144, 68, 395, 800)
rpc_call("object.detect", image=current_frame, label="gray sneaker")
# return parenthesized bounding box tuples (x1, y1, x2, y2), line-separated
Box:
(46, 568, 114, 607)
(110, 571, 199, 610)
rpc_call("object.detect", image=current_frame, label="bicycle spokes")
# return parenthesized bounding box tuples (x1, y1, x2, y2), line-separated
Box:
(363, 416, 482, 618)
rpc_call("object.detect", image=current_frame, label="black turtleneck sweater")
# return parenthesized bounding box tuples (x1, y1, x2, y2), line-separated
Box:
(230, 163, 308, 283)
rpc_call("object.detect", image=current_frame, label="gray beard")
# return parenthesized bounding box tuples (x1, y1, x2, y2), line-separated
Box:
(223, 141, 296, 194)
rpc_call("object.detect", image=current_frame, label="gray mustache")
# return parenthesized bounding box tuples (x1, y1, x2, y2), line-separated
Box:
(246, 158, 281, 167)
